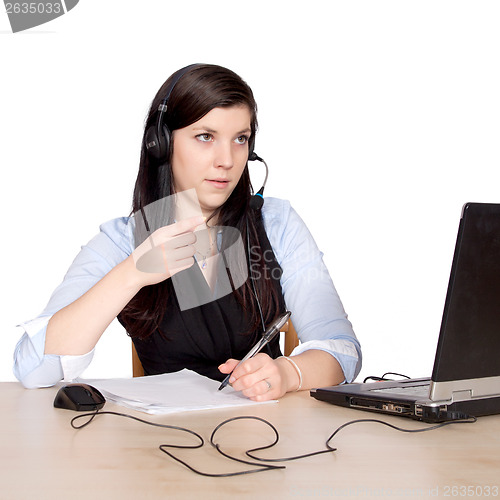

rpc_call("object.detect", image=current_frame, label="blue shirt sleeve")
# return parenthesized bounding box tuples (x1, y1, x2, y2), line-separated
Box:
(262, 198, 362, 382)
(13, 217, 134, 388)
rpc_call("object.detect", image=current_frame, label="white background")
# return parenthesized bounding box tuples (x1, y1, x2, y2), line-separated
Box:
(1, 1, 499, 383)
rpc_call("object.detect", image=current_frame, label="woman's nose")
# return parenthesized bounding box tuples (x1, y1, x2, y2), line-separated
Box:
(214, 142, 234, 169)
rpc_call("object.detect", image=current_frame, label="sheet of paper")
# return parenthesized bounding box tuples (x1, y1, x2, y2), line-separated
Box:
(80, 369, 277, 415)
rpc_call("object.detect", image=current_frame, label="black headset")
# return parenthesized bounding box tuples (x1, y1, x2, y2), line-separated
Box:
(144, 64, 268, 210)
(144, 64, 197, 162)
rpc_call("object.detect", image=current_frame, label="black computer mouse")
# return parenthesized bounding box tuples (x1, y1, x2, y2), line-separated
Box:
(53, 383, 106, 411)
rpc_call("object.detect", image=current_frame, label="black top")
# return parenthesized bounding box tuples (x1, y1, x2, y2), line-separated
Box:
(127, 220, 286, 381)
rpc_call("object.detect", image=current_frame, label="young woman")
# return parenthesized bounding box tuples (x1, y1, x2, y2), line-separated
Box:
(14, 64, 361, 401)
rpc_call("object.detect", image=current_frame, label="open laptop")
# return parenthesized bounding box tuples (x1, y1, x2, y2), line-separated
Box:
(311, 202, 500, 422)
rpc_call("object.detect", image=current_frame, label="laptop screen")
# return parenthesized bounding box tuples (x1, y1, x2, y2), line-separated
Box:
(432, 203, 500, 383)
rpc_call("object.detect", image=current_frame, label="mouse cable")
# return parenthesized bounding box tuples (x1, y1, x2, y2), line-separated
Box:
(70, 410, 204, 449)
(209, 415, 336, 466)
(71, 412, 333, 476)
(241, 414, 476, 464)
(70, 411, 284, 477)
(70, 412, 334, 476)
(69, 410, 476, 477)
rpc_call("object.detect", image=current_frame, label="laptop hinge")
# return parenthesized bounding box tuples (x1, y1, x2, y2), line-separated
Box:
(451, 390, 472, 402)
(430, 375, 500, 401)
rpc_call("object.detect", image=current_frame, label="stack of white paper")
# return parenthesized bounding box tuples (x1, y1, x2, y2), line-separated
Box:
(81, 369, 277, 415)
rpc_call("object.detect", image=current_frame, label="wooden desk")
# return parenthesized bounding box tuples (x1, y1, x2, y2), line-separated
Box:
(1, 382, 499, 500)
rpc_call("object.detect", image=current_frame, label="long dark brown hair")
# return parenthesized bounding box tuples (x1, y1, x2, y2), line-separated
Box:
(120, 64, 280, 340)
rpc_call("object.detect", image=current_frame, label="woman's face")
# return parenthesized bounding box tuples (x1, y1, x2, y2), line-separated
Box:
(171, 105, 252, 218)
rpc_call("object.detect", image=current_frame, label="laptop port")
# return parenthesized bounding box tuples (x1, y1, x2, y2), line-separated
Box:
(350, 398, 412, 414)
(382, 403, 411, 414)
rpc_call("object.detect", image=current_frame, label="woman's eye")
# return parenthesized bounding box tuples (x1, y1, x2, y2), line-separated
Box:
(197, 133, 213, 142)
(235, 135, 248, 145)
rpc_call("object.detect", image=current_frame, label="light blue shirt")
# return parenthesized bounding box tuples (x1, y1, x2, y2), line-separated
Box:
(13, 198, 362, 388)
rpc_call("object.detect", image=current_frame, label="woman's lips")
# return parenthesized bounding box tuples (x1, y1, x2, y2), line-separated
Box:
(205, 179, 230, 189)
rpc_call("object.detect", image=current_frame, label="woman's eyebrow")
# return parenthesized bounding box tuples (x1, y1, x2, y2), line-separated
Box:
(237, 128, 252, 135)
(193, 126, 217, 134)
(192, 126, 252, 135)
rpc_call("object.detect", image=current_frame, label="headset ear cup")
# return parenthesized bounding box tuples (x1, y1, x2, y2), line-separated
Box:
(144, 65, 199, 163)
(145, 124, 171, 161)
(145, 125, 161, 160)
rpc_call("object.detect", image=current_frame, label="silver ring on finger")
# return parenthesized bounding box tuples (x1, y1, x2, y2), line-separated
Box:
(264, 379, 272, 392)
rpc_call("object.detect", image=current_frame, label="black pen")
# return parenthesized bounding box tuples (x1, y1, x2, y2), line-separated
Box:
(218, 311, 291, 391)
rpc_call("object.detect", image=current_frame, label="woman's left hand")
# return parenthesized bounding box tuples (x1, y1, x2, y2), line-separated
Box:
(218, 353, 298, 401)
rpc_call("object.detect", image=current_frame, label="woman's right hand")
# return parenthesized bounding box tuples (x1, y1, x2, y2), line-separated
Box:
(43, 214, 205, 357)
(128, 215, 205, 288)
